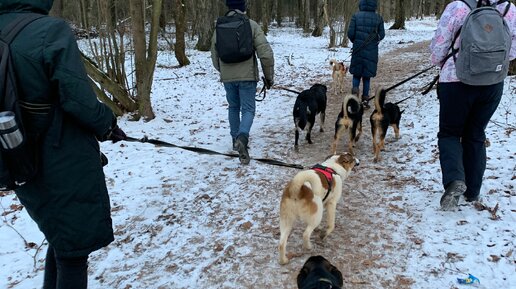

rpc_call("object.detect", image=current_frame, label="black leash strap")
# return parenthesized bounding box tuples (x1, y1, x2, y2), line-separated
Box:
(273, 85, 300, 95)
(124, 136, 304, 170)
(256, 76, 267, 102)
(384, 65, 434, 93)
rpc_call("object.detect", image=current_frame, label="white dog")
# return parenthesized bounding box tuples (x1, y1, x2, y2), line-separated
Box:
(278, 153, 359, 265)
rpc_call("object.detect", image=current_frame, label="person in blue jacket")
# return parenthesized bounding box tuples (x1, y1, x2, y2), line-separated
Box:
(348, 0, 385, 109)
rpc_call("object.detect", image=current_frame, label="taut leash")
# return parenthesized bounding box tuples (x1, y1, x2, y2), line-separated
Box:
(363, 65, 435, 103)
(124, 136, 305, 170)
(384, 65, 434, 93)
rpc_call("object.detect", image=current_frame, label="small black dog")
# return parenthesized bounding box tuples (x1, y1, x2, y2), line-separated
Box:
(293, 84, 327, 146)
(331, 94, 364, 154)
(370, 87, 403, 162)
(297, 255, 343, 289)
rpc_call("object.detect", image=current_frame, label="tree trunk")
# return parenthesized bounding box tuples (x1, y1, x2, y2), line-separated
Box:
(82, 54, 136, 114)
(390, 0, 406, 29)
(130, 0, 163, 120)
(173, 0, 190, 66)
(276, 0, 283, 27)
(194, 0, 214, 51)
(261, 0, 270, 34)
(50, 0, 63, 18)
(312, 0, 327, 37)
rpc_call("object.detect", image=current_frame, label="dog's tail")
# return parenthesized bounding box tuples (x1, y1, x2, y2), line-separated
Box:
(374, 87, 387, 113)
(343, 94, 361, 118)
(287, 171, 323, 200)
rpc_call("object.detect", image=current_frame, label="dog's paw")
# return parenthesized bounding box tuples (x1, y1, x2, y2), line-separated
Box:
(279, 255, 290, 265)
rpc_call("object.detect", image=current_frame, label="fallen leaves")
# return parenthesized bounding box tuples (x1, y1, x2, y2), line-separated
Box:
(473, 202, 501, 220)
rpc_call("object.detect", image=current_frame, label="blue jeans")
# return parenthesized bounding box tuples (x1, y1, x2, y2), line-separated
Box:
(223, 81, 257, 139)
(352, 76, 371, 98)
(437, 81, 503, 200)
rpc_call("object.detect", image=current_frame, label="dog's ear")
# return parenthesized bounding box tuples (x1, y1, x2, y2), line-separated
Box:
(330, 265, 344, 287)
(296, 265, 310, 288)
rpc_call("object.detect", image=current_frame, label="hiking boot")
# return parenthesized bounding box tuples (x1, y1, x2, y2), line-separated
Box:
(235, 134, 250, 165)
(361, 100, 370, 109)
(232, 138, 237, 151)
(351, 87, 359, 95)
(440, 180, 467, 211)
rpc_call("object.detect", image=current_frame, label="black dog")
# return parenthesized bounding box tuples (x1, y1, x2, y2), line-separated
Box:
(370, 87, 403, 162)
(293, 84, 327, 146)
(331, 94, 364, 154)
(297, 255, 343, 289)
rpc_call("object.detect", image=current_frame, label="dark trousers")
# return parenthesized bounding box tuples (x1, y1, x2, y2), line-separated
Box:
(43, 246, 88, 289)
(437, 81, 503, 199)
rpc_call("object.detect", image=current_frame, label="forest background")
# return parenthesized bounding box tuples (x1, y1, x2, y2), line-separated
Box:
(48, 0, 516, 121)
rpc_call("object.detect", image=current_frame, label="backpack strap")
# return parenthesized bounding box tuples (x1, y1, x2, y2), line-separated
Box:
(0, 13, 46, 44)
(460, 0, 479, 10)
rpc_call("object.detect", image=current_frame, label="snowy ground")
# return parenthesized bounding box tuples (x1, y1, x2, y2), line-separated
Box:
(1, 17, 515, 289)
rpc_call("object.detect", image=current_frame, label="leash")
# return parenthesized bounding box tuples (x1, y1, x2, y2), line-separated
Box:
(256, 77, 268, 102)
(124, 136, 305, 170)
(362, 65, 434, 103)
(384, 65, 434, 93)
(273, 85, 301, 94)
(342, 28, 379, 62)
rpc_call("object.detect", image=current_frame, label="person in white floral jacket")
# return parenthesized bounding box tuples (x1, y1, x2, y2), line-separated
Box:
(430, 0, 516, 211)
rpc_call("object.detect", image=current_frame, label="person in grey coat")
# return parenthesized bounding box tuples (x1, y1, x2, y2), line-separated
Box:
(211, 0, 274, 165)
(0, 0, 126, 288)
(348, 0, 385, 108)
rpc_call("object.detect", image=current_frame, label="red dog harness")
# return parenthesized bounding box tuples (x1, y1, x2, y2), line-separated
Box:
(311, 164, 336, 202)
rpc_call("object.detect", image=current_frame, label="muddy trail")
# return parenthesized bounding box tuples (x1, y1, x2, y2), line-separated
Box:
(185, 41, 436, 289)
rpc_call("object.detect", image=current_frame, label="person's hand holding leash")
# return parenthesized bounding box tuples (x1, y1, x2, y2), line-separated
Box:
(107, 125, 127, 143)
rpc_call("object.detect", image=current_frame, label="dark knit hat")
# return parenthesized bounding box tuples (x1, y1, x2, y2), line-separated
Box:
(226, 0, 246, 12)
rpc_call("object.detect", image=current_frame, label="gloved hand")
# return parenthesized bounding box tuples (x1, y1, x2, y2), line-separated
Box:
(265, 78, 274, 89)
(106, 125, 127, 143)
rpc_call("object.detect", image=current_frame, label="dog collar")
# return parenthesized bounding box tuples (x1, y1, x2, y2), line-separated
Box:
(311, 164, 336, 202)
(319, 278, 341, 289)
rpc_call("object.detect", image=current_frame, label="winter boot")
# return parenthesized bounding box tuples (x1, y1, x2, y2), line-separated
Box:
(235, 134, 250, 165)
(232, 138, 237, 151)
(440, 180, 467, 211)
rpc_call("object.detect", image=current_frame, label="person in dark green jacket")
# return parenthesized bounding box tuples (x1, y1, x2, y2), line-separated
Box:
(211, 0, 274, 165)
(0, 0, 126, 288)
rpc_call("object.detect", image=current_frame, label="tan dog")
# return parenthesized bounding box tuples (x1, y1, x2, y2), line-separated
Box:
(329, 59, 347, 93)
(278, 153, 359, 265)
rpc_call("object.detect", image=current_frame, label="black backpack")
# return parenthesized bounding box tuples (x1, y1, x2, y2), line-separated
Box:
(0, 13, 45, 190)
(215, 10, 254, 63)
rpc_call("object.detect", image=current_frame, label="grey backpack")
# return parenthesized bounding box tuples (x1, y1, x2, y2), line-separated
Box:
(451, 0, 512, 85)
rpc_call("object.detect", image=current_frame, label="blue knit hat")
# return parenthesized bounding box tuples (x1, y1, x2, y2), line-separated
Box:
(226, 0, 246, 12)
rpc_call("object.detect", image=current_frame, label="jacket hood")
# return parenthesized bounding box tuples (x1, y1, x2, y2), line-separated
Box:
(0, 0, 54, 15)
(359, 0, 377, 12)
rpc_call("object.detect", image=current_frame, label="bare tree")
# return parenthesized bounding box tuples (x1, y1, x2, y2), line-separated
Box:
(173, 0, 190, 66)
(129, 0, 163, 120)
(194, 0, 215, 51)
(312, 0, 327, 37)
(390, 0, 406, 29)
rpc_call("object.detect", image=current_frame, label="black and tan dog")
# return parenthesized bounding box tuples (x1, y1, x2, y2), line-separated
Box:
(370, 87, 403, 162)
(331, 94, 364, 154)
(297, 255, 343, 289)
(293, 84, 327, 146)
(278, 153, 359, 265)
